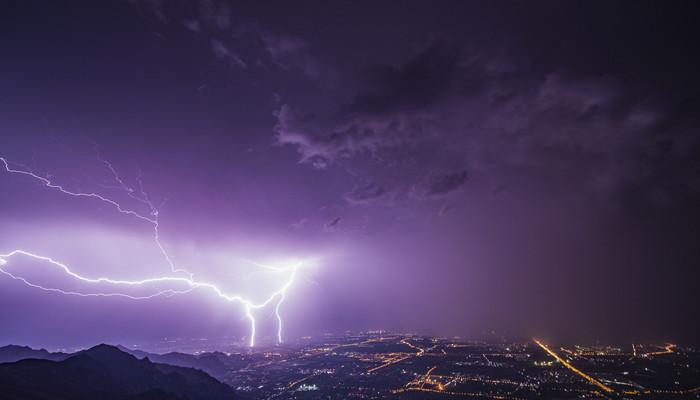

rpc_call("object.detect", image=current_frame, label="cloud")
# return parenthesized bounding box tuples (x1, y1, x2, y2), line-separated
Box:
(273, 104, 434, 169)
(411, 170, 467, 199)
(132, 2, 699, 207)
(271, 44, 474, 169)
(273, 41, 700, 205)
(273, 105, 394, 169)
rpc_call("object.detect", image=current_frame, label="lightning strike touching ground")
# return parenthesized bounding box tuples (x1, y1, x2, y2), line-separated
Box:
(0, 156, 302, 346)
(275, 292, 286, 344)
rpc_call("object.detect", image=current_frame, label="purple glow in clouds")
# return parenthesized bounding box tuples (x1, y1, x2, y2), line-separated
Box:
(0, 156, 307, 347)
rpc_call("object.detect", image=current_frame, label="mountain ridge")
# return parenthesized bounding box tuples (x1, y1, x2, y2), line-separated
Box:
(0, 344, 236, 400)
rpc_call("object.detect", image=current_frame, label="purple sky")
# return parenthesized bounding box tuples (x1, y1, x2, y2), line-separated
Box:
(1, 0, 700, 348)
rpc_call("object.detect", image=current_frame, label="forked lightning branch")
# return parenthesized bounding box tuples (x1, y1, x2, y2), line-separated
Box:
(0, 156, 301, 347)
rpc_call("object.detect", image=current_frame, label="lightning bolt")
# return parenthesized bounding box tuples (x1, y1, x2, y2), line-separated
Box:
(275, 292, 286, 344)
(0, 156, 300, 347)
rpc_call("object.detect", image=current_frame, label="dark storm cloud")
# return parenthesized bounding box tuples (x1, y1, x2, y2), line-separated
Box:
(275, 41, 699, 206)
(273, 44, 465, 169)
(348, 44, 464, 115)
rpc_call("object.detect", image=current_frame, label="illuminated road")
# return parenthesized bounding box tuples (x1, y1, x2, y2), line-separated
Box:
(420, 365, 437, 389)
(286, 374, 314, 390)
(367, 354, 412, 373)
(366, 338, 425, 373)
(646, 343, 676, 357)
(392, 387, 526, 399)
(400, 338, 425, 356)
(533, 339, 614, 394)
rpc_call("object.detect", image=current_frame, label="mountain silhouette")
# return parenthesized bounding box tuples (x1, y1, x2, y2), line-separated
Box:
(0, 344, 236, 400)
(115, 345, 232, 380)
(0, 344, 69, 363)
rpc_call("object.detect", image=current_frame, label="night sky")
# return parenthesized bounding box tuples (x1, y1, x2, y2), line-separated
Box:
(1, 0, 700, 348)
